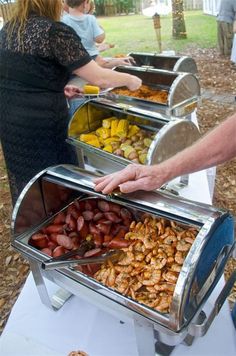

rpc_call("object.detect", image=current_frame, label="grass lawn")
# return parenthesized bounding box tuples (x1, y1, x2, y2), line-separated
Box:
(98, 11, 217, 55)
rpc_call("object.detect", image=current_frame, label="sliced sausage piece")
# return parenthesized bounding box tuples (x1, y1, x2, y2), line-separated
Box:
(107, 202, 121, 215)
(120, 208, 133, 220)
(79, 222, 89, 239)
(82, 210, 94, 221)
(77, 216, 85, 231)
(29, 233, 48, 249)
(45, 224, 64, 234)
(93, 212, 104, 222)
(97, 200, 110, 212)
(93, 233, 103, 247)
(85, 199, 97, 211)
(96, 222, 111, 235)
(107, 237, 131, 249)
(47, 241, 58, 250)
(65, 214, 77, 231)
(52, 246, 66, 258)
(104, 212, 122, 223)
(41, 248, 52, 257)
(53, 212, 66, 225)
(83, 248, 102, 258)
(56, 234, 74, 250)
(89, 221, 101, 235)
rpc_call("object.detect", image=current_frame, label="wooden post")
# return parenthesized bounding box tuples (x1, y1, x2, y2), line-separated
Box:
(152, 13, 162, 53)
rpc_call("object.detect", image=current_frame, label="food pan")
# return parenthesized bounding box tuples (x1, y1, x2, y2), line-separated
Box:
(11, 165, 235, 352)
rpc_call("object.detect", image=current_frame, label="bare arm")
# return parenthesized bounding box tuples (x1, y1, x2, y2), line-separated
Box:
(94, 113, 236, 194)
(73, 59, 142, 91)
(95, 32, 105, 44)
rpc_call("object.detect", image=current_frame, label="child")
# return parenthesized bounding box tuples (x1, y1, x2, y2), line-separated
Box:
(62, 0, 135, 68)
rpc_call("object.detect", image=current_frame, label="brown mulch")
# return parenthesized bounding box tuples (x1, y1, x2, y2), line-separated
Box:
(0, 47, 236, 334)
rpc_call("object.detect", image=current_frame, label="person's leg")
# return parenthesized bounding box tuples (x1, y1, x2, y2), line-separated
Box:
(217, 21, 224, 55)
(224, 22, 233, 56)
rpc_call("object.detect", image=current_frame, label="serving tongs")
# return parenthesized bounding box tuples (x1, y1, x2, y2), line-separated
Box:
(42, 246, 125, 271)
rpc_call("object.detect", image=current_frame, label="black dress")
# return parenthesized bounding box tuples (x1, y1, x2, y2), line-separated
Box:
(0, 15, 91, 205)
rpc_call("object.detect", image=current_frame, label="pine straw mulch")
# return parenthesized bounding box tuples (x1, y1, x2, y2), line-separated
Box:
(0, 47, 236, 334)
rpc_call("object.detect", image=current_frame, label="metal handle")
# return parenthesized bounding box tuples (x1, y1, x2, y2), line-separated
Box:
(42, 249, 124, 271)
(42, 255, 105, 270)
(190, 269, 236, 337)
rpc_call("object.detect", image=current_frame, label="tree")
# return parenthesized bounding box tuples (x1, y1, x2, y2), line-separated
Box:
(172, 0, 187, 39)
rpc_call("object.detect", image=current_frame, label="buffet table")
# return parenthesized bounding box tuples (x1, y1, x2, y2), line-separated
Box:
(0, 169, 235, 356)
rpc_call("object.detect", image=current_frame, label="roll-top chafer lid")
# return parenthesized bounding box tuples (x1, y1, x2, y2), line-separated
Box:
(128, 52, 198, 74)
(39, 165, 224, 225)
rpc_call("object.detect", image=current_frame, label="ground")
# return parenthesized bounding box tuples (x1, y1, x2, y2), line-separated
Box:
(0, 47, 236, 333)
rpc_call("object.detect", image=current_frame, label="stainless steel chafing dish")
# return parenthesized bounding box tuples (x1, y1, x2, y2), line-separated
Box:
(111, 66, 200, 118)
(11, 165, 235, 354)
(128, 52, 198, 74)
(67, 99, 200, 180)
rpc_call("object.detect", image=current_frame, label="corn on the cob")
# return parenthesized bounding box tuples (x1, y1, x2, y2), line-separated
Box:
(127, 125, 140, 138)
(102, 117, 116, 128)
(83, 85, 100, 94)
(80, 133, 98, 142)
(116, 119, 129, 138)
(103, 144, 113, 153)
(110, 119, 119, 137)
(96, 127, 110, 139)
(86, 137, 101, 148)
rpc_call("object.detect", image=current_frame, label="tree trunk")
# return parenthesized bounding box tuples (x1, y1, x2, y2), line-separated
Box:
(172, 0, 187, 39)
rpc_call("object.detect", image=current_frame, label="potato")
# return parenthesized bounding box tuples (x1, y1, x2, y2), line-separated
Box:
(114, 148, 124, 157)
(128, 151, 138, 160)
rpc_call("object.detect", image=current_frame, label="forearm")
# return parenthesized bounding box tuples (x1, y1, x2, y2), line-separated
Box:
(156, 113, 236, 182)
(74, 60, 137, 89)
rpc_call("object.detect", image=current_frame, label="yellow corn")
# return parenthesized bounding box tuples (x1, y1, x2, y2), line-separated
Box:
(96, 127, 110, 139)
(84, 85, 100, 94)
(80, 133, 98, 142)
(102, 117, 116, 129)
(110, 119, 119, 137)
(86, 137, 101, 148)
(103, 144, 113, 153)
(127, 125, 140, 138)
(116, 119, 129, 138)
(103, 137, 120, 145)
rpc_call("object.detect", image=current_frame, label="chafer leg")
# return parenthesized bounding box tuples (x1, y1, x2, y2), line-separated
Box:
(29, 259, 72, 311)
(133, 319, 156, 356)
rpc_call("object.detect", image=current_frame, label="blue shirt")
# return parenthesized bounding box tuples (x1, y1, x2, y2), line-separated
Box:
(217, 0, 236, 24)
(62, 14, 104, 57)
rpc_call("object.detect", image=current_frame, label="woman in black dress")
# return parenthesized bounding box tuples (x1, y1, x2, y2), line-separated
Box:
(0, 0, 141, 205)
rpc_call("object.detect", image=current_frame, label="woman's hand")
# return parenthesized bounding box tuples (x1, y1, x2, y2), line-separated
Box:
(126, 75, 142, 91)
(94, 164, 168, 194)
(64, 85, 84, 99)
(115, 56, 136, 66)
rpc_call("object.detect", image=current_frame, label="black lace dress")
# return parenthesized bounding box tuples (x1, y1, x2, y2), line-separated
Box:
(0, 15, 91, 205)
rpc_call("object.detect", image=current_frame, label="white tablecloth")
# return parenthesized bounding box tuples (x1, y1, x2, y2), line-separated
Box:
(0, 169, 235, 356)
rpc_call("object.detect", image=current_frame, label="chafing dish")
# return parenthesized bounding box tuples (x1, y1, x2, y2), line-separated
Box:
(111, 66, 200, 118)
(67, 99, 200, 179)
(11, 165, 235, 354)
(128, 52, 198, 74)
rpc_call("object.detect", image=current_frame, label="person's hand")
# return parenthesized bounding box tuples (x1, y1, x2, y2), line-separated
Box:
(114, 56, 136, 66)
(126, 75, 142, 91)
(64, 85, 84, 99)
(94, 164, 166, 194)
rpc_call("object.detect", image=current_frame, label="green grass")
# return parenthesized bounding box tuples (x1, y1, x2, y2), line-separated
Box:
(98, 11, 217, 55)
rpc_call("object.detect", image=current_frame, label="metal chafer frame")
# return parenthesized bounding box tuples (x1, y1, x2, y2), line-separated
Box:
(128, 52, 198, 74)
(67, 98, 200, 190)
(11, 165, 235, 354)
(112, 66, 200, 118)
